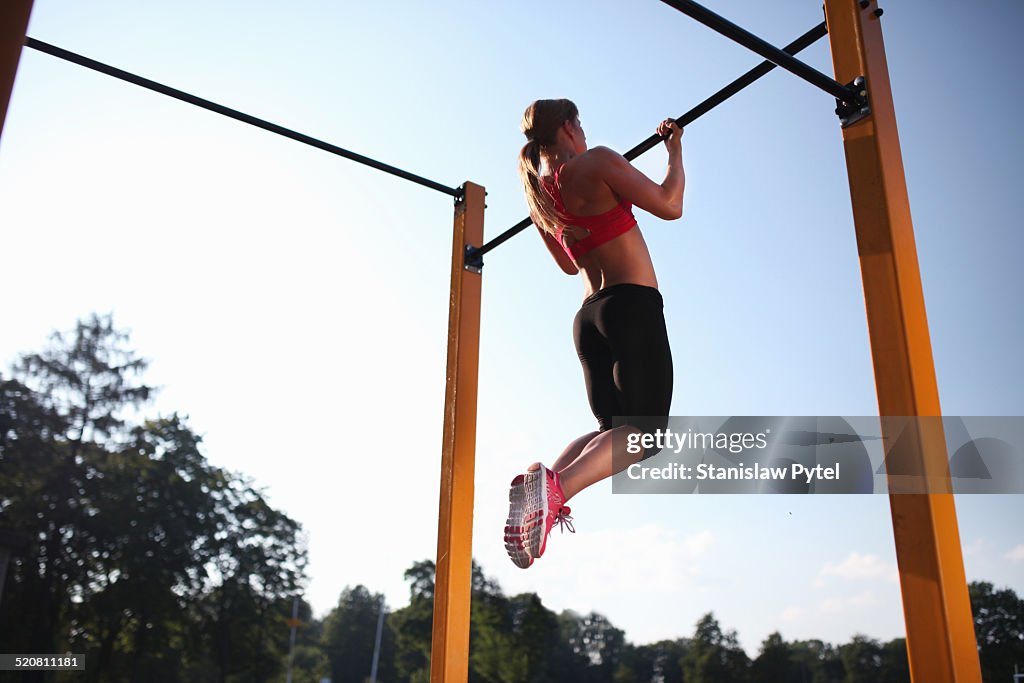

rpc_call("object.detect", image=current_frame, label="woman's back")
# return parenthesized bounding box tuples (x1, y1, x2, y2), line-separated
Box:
(540, 148, 660, 297)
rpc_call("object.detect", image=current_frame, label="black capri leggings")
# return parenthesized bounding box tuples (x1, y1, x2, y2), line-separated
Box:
(572, 283, 673, 449)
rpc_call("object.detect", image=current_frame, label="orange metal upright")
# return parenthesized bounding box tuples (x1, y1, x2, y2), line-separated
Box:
(823, 1, 981, 681)
(0, 0, 34, 138)
(431, 182, 485, 683)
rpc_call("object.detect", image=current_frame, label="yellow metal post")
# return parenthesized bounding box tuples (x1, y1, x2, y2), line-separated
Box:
(823, 1, 981, 681)
(0, 0, 34, 139)
(431, 182, 485, 683)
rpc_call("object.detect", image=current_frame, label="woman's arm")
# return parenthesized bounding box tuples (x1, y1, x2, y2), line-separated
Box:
(537, 226, 579, 275)
(592, 121, 685, 220)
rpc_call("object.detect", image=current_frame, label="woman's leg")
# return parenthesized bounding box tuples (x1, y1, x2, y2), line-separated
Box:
(541, 285, 673, 501)
(534, 425, 642, 500)
(508, 286, 672, 566)
(550, 430, 601, 472)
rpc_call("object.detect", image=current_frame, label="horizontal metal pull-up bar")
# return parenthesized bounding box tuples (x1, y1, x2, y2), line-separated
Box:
(659, 0, 853, 103)
(23, 37, 461, 197)
(468, 21, 828, 264)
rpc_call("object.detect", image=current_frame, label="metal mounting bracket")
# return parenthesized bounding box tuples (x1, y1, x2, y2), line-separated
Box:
(464, 245, 483, 274)
(836, 76, 871, 127)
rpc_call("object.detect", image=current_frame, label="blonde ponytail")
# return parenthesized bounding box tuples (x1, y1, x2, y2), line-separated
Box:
(518, 98, 579, 237)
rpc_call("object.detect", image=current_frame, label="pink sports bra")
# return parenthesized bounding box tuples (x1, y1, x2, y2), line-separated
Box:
(539, 164, 637, 261)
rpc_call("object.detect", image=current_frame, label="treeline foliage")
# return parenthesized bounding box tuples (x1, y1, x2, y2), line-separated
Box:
(0, 315, 308, 682)
(317, 563, 1021, 683)
(2, 317, 1022, 682)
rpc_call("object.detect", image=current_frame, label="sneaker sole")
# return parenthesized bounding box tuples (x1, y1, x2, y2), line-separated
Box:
(523, 467, 549, 559)
(504, 476, 533, 568)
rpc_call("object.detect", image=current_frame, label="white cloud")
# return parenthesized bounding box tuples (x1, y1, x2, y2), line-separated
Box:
(819, 552, 898, 583)
(561, 525, 715, 596)
(781, 606, 805, 623)
(1005, 544, 1024, 563)
(819, 591, 878, 614)
(963, 538, 987, 558)
(683, 529, 715, 557)
(492, 524, 715, 613)
(509, 524, 717, 645)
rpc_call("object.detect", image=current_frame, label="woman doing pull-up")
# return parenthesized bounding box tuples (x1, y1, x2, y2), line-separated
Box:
(505, 98, 685, 568)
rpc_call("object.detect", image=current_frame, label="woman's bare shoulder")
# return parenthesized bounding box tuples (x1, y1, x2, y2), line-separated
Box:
(581, 146, 625, 164)
(566, 146, 625, 181)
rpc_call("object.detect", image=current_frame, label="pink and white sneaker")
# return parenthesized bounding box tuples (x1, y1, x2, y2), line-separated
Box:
(504, 474, 533, 569)
(522, 465, 574, 560)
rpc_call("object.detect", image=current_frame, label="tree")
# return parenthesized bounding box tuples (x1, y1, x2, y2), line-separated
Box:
(503, 593, 560, 682)
(681, 613, 750, 683)
(69, 415, 224, 682)
(192, 471, 307, 683)
(15, 313, 152, 450)
(469, 579, 560, 682)
(970, 581, 1024, 682)
(559, 611, 627, 682)
(611, 638, 689, 683)
(651, 638, 690, 683)
(469, 562, 523, 683)
(0, 315, 309, 682)
(837, 635, 882, 683)
(878, 638, 909, 683)
(323, 585, 389, 683)
(0, 314, 154, 675)
(390, 560, 436, 681)
(752, 632, 797, 683)
(789, 640, 843, 683)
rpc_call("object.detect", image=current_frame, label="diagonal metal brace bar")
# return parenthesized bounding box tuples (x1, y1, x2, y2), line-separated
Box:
(625, 21, 829, 159)
(658, 0, 857, 103)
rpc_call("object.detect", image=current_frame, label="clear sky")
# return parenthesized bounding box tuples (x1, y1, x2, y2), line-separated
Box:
(2, 0, 1022, 656)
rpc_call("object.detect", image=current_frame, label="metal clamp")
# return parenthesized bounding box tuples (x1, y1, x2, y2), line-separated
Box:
(464, 245, 483, 274)
(836, 76, 870, 127)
